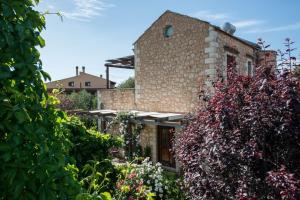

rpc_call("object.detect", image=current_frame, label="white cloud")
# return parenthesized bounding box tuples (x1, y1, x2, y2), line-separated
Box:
(192, 10, 229, 21)
(244, 22, 300, 33)
(62, 0, 114, 21)
(47, 4, 55, 10)
(232, 20, 265, 28)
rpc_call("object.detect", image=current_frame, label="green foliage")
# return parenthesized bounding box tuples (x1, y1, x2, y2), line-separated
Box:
(76, 192, 112, 200)
(69, 90, 97, 110)
(294, 65, 300, 75)
(75, 161, 112, 200)
(111, 112, 143, 161)
(143, 145, 152, 159)
(162, 172, 188, 200)
(117, 77, 135, 89)
(66, 117, 122, 193)
(67, 117, 122, 168)
(0, 0, 81, 198)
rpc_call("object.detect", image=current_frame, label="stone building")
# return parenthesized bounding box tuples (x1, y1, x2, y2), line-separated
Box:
(46, 66, 116, 94)
(92, 10, 276, 171)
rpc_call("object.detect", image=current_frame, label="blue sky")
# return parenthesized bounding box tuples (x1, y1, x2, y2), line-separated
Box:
(38, 0, 300, 84)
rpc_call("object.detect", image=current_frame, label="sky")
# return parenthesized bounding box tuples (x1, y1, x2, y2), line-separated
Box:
(37, 0, 300, 84)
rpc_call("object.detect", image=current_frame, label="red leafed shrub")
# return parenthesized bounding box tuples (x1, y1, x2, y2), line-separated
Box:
(175, 59, 300, 198)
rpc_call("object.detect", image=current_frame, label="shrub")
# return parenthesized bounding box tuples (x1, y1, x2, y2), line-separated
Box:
(114, 158, 161, 199)
(175, 52, 300, 198)
(117, 77, 135, 89)
(76, 161, 113, 200)
(114, 158, 188, 200)
(66, 117, 122, 192)
(162, 171, 188, 200)
(0, 1, 81, 198)
(69, 90, 97, 110)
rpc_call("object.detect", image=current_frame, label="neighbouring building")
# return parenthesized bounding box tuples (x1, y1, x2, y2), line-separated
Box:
(91, 10, 277, 171)
(46, 66, 116, 94)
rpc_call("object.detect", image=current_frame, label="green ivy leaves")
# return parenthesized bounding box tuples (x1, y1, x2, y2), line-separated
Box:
(0, 0, 81, 198)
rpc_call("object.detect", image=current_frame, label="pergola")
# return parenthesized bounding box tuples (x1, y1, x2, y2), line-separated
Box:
(68, 109, 184, 129)
(89, 110, 184, 128)
(105, 55, 135, 89)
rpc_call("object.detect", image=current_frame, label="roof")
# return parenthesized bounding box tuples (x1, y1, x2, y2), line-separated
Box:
(47, 72, 115, 85)
(134, 10, 260, 49)
(46, 72, 116, 90)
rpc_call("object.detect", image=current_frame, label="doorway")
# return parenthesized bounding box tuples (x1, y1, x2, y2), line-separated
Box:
(157, 126, 176, 168)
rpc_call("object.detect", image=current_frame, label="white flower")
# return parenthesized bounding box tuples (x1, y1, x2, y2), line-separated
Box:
(147, 180, 150, 184)
(159, 194, 163, 198)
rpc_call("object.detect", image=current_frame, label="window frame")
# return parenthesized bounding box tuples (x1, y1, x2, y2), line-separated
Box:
(68, 81, 74, 87)
(246, 58, 254, 77)
(163, 25, 174, 38)
(85, 81, 91, 87)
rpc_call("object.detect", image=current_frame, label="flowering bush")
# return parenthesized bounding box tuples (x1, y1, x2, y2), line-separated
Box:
(115, 158, 168, 199)
(175, 44, 300, 199)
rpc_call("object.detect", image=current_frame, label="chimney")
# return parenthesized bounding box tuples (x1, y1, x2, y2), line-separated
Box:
(76, 66, 79, 76)
(82, 66, 85, 73)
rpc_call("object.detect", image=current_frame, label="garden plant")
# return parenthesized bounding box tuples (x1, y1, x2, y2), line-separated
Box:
(175, 41, 300, 199)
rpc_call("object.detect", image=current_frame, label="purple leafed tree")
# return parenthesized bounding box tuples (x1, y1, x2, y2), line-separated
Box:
(175, 42, 300, 200)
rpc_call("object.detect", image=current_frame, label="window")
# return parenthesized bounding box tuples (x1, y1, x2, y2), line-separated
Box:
(247, 61, 253, 76)
(163, 25, 174, 38)
(227, 54, 236, 72)
(68, 81, 74, 87)
(85, 81, 91, 87)
(226, 54, 236, 84)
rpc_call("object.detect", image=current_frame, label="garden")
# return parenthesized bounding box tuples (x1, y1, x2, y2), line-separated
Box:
(1, 1, 300, 200)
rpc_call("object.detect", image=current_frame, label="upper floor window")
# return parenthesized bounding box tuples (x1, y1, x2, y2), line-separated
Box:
(247, 61, 253, 76)
(163, 25, 174, 38)
(68, 81, 74, 87)
(227, 54, 236, 71)
(226, 54, 237, 84)
(85, 81, 91, 87)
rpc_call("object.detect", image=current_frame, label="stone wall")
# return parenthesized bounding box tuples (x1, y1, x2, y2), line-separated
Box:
(134, 12, 209, 113)
(99, 89, 135, 111)
(257, 50, 277, 70)
(140, 125, 157, 162)
(216, 29, 256, 78)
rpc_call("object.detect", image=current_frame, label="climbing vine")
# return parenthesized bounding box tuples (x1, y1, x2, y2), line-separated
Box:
(109, 112, 144, 161)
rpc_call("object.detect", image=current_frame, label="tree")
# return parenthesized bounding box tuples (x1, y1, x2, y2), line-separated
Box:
(69, 90, 97, 110)
(117, 77, 135, 89)
(175, 47, 300, 199)
(0, 1, 80, 198)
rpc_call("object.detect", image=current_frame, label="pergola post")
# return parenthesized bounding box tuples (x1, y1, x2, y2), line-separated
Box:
(104, 55, 135, 89)
(106, 65, 110, 89)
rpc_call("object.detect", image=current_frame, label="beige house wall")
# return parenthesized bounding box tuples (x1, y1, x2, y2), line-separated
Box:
(98, 11, 276, 171)
(216, 29, 256, 77)
(99, 89, 135, 111)
(140, 125, 157, 162)
(134, 12, 209, 113)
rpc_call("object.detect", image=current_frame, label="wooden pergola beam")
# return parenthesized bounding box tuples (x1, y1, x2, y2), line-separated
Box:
(104, 55, 135, 89)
